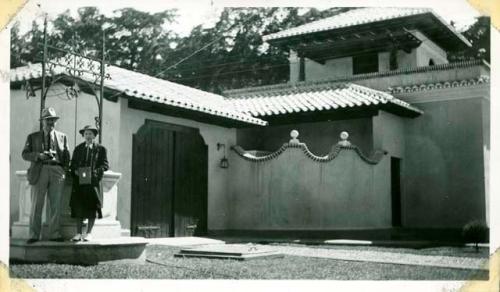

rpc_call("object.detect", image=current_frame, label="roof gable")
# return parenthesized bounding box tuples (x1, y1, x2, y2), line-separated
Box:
(225, 82, 423, 120)
(264, 7, 471, 51)
(10, 60, 267, 127)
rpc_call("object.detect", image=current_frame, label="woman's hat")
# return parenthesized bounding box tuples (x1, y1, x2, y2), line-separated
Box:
(79, 125, 99, 136)
(40, 107, 59, 120)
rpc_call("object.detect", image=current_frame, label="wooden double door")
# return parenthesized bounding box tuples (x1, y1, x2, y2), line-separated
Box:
(131, 120, 208, 237)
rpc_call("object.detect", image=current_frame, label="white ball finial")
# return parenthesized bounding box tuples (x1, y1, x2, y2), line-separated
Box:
(290, 130, 300, 143)
(338, 131, 351, 146)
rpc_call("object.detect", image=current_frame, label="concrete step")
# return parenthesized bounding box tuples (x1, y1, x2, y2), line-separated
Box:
(10, 237, 148, 265)
(144, 236, 225, 247)
(175, 244, 283, 261)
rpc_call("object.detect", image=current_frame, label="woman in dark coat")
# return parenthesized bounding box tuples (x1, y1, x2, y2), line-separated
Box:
(69, 125, 109, 241)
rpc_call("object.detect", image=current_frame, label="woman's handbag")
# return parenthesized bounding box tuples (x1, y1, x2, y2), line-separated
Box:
(78, 166, 92, 185)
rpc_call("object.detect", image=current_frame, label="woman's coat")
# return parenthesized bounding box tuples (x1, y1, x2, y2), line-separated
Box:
(69, 142, 109, 218)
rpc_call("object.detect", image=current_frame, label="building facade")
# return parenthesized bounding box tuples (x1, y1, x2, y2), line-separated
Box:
(10, 7, 490, 240)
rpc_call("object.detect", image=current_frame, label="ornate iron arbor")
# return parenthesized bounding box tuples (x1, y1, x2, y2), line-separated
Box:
(28, 16, 108, 143)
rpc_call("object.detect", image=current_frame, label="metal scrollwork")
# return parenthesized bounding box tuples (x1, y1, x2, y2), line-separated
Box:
(64, 54, 72, 66)
(76, 57, 85, 69)
(37, 25, 106, 142)
(87, 59, 95, 71)
(94, 116, 100, 130)
(65, 84, 79, 100)
(24, 81, 36, 99)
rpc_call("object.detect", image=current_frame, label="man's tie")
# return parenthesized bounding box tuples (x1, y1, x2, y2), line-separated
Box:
(49, 132, 53, 151)
(85, 145, 91, 165)
(45, 132, 51, 150)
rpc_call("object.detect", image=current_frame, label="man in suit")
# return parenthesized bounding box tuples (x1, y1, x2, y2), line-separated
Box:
(22, 107, 71, 243)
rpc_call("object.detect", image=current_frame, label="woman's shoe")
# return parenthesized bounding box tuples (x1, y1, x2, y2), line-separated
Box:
(70, 234, 82, 242)
(82, 233, 93, 242)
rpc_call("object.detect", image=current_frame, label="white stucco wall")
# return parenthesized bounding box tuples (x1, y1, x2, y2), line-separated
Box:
(117, 98, 237, 231)
(10, 84, 121, 225)
(372, 110, 405, 158)
(412, 30, 448, 66)
(288, 29, 450, 82)
(397, 49, 418, 70)
(297, 50, 417, 82)
(395, 86, 489, 228)
(11, 84, 236, 233)
(307, 57, 352, 81)
(378, 52, 391, 73)
(226, 146, 392, 230)
(289, 50, 299, 83)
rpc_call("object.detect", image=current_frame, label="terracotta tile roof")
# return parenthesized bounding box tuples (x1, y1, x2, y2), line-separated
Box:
(225, 82, 423, 117)
(11, 61, 267, 126)
(263, 7, 470, 47)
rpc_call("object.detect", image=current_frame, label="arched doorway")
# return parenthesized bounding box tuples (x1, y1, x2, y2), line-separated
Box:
(131, 120, 208, 237)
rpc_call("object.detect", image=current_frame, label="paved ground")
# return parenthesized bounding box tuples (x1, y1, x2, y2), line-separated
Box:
(260, 245, 489, 270)
(144, 237, 488, 270)
(215, 236, 465, 248)
(145, 236, 225, 247)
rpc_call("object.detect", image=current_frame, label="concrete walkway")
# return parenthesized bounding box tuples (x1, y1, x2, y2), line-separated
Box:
(145, 236, 225, 247)
(266, 245, 489, 270)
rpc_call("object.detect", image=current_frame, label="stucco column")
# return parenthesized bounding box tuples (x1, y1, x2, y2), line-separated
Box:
(289, 49, 300, 83)
(372, 110, 405, 158)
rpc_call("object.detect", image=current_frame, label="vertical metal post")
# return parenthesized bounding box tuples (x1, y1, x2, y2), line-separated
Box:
(74, 92, 78, 146)
(99, 30, 105, 143)
(72, 33, 78, 147)
(40, 15, 48, 130)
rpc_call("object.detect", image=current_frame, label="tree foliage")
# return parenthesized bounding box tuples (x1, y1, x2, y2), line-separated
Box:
(49, 7, 178, 73)
(10, 8, 178, 72)
(160, 7, 348, 93)
(10, 20, 44, 67)
(10, 21, 24, 68)
(448, 16, 490, 63)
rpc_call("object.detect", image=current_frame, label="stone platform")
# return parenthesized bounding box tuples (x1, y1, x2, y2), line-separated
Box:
(175, 244, 284, 260)
(10, 237, 148, 265)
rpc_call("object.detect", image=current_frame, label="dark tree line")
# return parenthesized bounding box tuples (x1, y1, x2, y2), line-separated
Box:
(448, 16, 490, 63)
(11, 7, 490, 94)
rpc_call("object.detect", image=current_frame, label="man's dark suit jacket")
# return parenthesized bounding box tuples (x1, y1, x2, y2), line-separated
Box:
(22, 130, 71, 185)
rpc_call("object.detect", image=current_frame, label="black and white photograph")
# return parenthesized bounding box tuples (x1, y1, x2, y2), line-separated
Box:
(0, 0, 498, 290)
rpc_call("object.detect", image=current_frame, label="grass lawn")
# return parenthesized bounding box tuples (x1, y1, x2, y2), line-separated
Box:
(9, 244, 489, 280)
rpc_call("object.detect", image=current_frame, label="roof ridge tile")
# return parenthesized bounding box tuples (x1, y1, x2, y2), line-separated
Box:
(226, 82, 422, 117)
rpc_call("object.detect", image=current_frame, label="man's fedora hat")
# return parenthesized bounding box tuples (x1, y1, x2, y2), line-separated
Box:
(79, 125, 99, 136)
(40, 107, 59, 120)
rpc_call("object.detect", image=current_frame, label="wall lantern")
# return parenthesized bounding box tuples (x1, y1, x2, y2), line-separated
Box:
(217, 142, 229, 169)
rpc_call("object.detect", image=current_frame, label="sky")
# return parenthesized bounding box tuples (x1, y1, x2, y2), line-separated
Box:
(12, 0, 483, 36)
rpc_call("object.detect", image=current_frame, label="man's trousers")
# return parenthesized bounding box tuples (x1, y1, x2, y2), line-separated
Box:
(29, 165, 66, 239)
